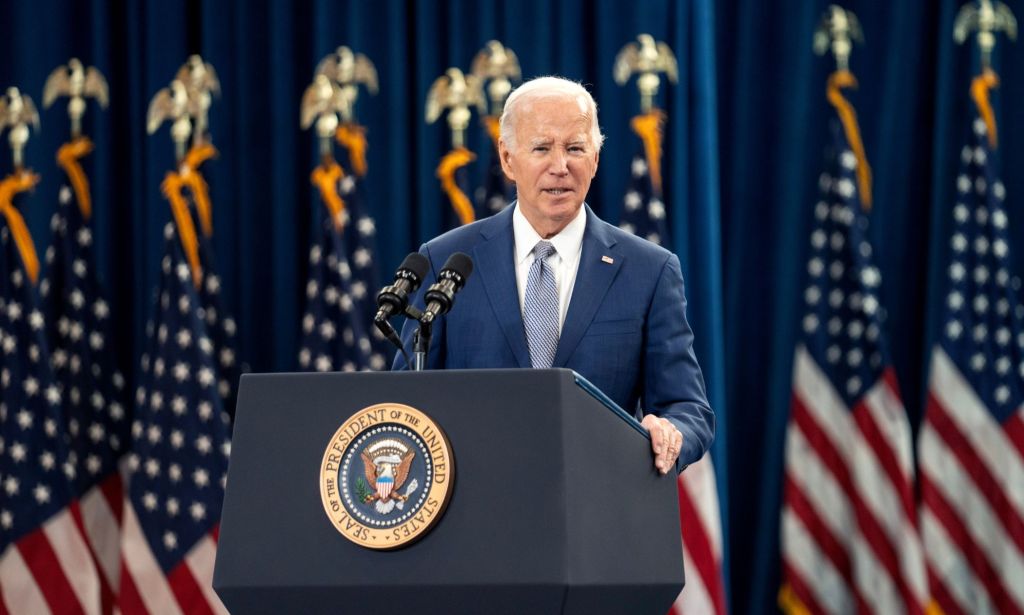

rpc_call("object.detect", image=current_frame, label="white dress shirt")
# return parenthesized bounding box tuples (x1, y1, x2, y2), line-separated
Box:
(512, 204, 586, 331)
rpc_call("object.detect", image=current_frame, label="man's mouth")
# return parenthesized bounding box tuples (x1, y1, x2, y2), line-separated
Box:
(543, 188, 572, 195)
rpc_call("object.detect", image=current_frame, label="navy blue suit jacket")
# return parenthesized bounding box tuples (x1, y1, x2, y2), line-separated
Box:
(394, 204, 714, 467)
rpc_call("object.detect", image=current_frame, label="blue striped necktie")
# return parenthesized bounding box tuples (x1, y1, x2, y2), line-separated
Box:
(523, 240, 559, 368)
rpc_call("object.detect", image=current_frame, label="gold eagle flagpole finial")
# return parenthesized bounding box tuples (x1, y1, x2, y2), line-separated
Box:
(147, 79, 192, 163)
(315, 46, 378, 124)
(425, 67, 485, 149)
(813, 5, 865, 72)
(0, 87, 40, 171)
(954, 0, 1017, 72)
(613, 34, 678, 113)
(175, 55, 220, 148)
(301, 74, 346, 161)
(42, 58, 108, 141)
(470, 40, 521, 116)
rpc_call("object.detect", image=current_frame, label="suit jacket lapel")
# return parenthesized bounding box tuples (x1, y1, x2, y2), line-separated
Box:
(473, 206, 531, 368)
(552, 207, 621, 367)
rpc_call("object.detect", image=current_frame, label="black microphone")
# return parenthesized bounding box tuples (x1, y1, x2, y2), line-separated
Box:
(375, 252, 430, 322)
(420, 252, 474, 324)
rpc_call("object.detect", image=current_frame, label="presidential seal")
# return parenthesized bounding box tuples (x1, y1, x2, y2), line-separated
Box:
(319, 403, 454, 549)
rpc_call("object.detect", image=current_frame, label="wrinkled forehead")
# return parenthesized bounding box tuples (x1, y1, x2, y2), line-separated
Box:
(517, 95, 594, 138)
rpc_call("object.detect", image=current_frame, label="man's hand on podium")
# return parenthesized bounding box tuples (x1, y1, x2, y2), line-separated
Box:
(641, 414, 683, 475)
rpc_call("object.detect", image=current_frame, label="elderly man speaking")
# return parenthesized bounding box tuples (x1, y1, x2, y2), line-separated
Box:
(394, 76, 713, 475)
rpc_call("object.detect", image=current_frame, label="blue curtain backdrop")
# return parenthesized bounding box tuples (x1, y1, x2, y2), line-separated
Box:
(3, 0, 1023, 612)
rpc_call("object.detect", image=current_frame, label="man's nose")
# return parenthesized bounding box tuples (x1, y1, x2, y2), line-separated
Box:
(548, 150, 569, 174)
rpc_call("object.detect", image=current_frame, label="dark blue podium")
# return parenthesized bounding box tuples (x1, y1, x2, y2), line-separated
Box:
(213, 369, 683, 614)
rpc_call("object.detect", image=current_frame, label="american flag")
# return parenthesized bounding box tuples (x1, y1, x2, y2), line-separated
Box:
(616, 112, 727, 615)
(475, 116, 513, 217)
(0, 193, 103, 614)
(618, 112, 670, 246)
(298, 164, 374, 373)
(780, 114, 928, 613)
(39, 177, 130, 611)
(919, 94, 1024, 613)
(116, 222, 230, 614)
(335, 126, 389, 370)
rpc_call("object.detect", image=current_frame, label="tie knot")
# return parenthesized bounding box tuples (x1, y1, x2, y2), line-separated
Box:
(534, 240, 556, 261)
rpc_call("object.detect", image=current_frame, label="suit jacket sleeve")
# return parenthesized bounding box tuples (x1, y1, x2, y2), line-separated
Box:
(644, 253, 715, 470)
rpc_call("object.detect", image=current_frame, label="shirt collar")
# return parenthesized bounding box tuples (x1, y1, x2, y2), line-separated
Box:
(512, 203, 587, 264)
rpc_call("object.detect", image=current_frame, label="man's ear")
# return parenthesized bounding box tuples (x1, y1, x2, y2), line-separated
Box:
(498, 140, 516, 182)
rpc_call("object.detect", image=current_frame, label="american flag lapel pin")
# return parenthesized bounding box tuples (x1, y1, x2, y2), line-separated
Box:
(601, 255, 614, 264)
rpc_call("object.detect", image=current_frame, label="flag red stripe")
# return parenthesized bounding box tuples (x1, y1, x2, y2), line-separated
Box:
(784, 474, 852, 582)
(927, 564, 967, 615)
(70, 500, 115, 614)
(167, 560, 217, 615)
(781, 561, 828, 615)
(0, 581, 9, 615)
(16, 527, 85, 615)
(920, 472, 1022, 615)
(1005, 411, 1024, 460)
(676, 480, 727, 615)
(99, 472, 125, 525)
(926, 393, 1024, 553)
(116, 560, 151, 615)
(793, 392, 919, 613)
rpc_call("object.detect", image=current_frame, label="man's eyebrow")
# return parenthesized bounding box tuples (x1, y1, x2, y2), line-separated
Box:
(528, 138, 553, 146)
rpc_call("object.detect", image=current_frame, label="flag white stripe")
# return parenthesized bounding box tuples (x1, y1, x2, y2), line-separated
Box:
(782, 507, 853, 614)
(849, 534, 901, 614)
(184, 535, 229, 615)
(797, 351, 924, 566)
(920, 507, 995, 614)
(785, 422, 854, 539)
(930, 348, 1024, 517)
(82, 484, 122, 588)
(676, 541, 714, 615)
(44, 508, 101, 615)
(0, 544, 50, 615)
(863, 374, 916, 482)
(680, 455, 723, 562)
(919, 420, 1024, 609)
(120, 502, 185, 615)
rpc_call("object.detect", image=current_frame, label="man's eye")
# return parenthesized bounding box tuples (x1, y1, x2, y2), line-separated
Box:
(533, 146, 549, 153)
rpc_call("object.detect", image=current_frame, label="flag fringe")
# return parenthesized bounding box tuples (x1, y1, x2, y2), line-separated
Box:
(436, 147, 477, 226)
(311, 160, 348, 232)
(970, 69, 999, 150)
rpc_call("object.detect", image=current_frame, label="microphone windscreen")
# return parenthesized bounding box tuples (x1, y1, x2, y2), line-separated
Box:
(441, 252, 474, 280)
(399, 252, 431, 282)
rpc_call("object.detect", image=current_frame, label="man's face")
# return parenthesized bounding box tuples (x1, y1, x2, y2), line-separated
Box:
(499, 96, 599, 238)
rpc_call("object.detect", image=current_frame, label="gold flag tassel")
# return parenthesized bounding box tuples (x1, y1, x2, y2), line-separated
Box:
(161, 171, 203, 288)
(630, 109, 667, 195)
(970, 68, 1000, 149)
(0, 171, 42, 284)
(826, 70, 873, 210)
(180, 143, 218, 237)
(311, 159, 348, 232)
(335, 123, 369, 177)
(437, 147, 477, 226)
(483, 116, 501, 151)
(56, 137, 95, 219)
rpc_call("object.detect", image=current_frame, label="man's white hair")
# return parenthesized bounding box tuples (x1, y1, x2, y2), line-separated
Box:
(499, 76, 605, 152)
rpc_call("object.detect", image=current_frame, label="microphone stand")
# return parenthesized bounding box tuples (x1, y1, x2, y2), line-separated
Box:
(403, 305, 429, 372)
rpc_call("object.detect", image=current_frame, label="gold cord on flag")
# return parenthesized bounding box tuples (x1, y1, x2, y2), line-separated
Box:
(180, 143, 217, 237)
(335, 123, 369, 177)
(437, 147, 477, 226)
(630, 109, 666, 194)
(778, 583, 812, 615)
(826, 70, 872, 210)
(970, 69, 999, 149)
(311, 160, 347, 232)
(161, 171, 203, 288)
(0, 171, 41, 284)
(56, 137, 95, 219)
(483, 116, 501, 151)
